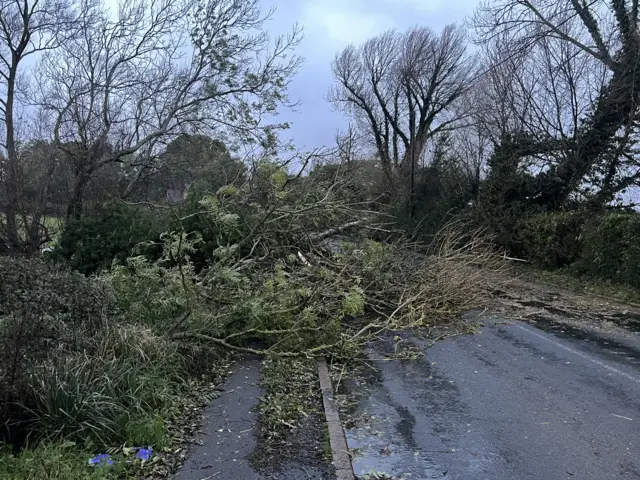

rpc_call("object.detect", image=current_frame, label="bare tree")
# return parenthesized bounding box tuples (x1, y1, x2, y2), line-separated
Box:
(335, 123, 365, 164)
(35, 0, 301, 219)
(449, 124, 490, 201)
(329, 25, 476, 187)
(0, 0, 84, 251)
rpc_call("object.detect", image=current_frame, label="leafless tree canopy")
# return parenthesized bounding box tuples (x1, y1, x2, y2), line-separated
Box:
(329, 25, 476, 180)
(0, 0, 84, 251)
(0, 0, 300, 251)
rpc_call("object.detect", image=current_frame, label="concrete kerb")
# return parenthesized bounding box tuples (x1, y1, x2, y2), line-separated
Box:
(317, 357, 356, 480)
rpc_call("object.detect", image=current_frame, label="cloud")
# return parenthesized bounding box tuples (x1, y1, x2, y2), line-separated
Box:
(300, 1, 391, 49)
(389, 0, 447, 12)
(298, 0, 476, 52)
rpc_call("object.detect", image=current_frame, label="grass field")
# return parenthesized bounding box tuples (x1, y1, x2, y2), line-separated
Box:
(0, 214, 64, 246)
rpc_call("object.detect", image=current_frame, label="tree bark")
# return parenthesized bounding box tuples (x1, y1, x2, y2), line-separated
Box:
(3, 61, 21, 250)
(67, 171, 89, 220)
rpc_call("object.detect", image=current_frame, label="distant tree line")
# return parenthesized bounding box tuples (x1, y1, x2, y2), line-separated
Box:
(0, 0, 300, 253)
(327, 0, 640, 278)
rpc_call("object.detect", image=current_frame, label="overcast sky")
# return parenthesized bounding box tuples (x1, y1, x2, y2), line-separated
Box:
(266, 0, 480, 150)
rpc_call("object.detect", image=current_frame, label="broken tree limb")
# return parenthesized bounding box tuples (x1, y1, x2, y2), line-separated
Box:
(308, 220, 364, 243)
(172, 332, 271, 355)
(502, 254, 528, 263)
(171, 331, 343, 357)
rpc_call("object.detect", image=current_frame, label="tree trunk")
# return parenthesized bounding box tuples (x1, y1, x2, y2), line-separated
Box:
(2, 63, 21, 250)
(67, 172, 89, 220)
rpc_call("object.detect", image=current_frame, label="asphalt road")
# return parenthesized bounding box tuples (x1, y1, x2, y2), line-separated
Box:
(344, 317, 640, 480)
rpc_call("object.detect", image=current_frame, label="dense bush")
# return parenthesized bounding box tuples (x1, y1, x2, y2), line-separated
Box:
(499, 209, 640, 289)
(0, 255, 216, 456)
(0, 257, 114, 441)
(52, 202, 169, 274)
(393, 163, 476, 240)
(518, 211, 586, 268)
(575, 212, 640, 287)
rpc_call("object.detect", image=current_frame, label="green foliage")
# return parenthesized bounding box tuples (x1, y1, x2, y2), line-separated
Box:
(500, 208, 640, 289)
(107, 253, 197, 330)
(177, 185, 251, 271)
(0, 256, 112, 323)
(175, 159, 362, 272)
(52, 202, 168, 274)
(0, 255, 217, 467)
(254, 160, 289, 194)
(140, 134, 247, 203)
(0, 444, 111, 480)
(518, 211, 586, 268)
(575, 213, 640, 287)
(474, 137, 542, 253)
(20, 324, 187, 448)
(124, 416, 166, 448)
(102, 178, 489, 360)
(0, 257, 113, 433)
(342, 286, 365, 316)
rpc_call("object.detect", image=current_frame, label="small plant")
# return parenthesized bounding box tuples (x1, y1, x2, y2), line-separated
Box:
(124, 417, 165, 448)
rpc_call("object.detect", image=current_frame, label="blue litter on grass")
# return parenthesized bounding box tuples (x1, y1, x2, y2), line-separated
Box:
(88, 453, 114, 466)
(89, 446, 153, 467)
(136, 447, 153, 461)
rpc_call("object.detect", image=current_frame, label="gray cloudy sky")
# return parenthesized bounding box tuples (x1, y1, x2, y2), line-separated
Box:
(267, 0, 480, 150)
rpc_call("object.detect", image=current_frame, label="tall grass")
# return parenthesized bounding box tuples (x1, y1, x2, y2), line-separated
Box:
(0, 444, 111, 480)
(21, 325, 189, 448)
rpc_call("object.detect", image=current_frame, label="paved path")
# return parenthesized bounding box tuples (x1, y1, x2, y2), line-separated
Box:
(343, 317, 640, 480)
(173, 356, 334, 480)
(173, 356, 263, 480)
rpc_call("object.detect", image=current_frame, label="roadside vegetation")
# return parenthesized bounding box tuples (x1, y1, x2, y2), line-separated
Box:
(2, 0, 640, 478)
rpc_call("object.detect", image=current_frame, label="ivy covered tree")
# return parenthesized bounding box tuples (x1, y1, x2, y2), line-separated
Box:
(473, 0, 640, 210)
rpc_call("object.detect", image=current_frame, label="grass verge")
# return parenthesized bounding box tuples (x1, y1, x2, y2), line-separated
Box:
(251, 356, 333, 475)
(515, 264, 640, 306)
(0, 372, 228, 480)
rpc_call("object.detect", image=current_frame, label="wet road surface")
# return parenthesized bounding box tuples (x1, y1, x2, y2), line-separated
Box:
(173, 357, 263, 480)
(342, 317, 640, 480)
(173, 356, 333, 480)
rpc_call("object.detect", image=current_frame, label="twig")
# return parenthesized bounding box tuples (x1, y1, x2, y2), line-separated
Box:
(167, 310, 192, 336)
(502, 254, 529, 263)
(308, 220, 364, 242)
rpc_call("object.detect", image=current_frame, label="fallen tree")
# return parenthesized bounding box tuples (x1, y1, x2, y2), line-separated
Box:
(0, 154, 508, 462)
(106, 158, 507, 359)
